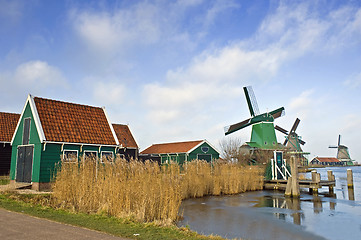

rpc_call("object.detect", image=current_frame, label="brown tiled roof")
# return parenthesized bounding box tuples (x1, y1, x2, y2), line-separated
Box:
(34, 97, 116, 145)
(315, 157, 340, 163)
(0, 112, 20, 142)
(141, 140, 203, 154)
(112, 124, 138, 148)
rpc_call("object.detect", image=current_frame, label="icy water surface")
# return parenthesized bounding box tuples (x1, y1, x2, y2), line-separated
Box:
(177, 166, 361, 240)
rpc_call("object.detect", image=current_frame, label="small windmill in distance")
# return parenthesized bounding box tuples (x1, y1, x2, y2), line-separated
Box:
(275, 118, 305, 151)
(329, 135, 354, 165)
(275, 118, 310, 166)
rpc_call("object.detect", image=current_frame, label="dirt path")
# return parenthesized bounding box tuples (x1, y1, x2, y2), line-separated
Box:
(0, 208, 131, 240)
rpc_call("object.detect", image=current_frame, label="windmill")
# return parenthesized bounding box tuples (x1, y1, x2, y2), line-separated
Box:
(224, 86, 285, 149)
(275, 118, 305, 152)
(275, 118, 310, 166)
(329, 135, 353, 165)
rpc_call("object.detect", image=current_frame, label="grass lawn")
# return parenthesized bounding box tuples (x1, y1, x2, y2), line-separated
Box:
(0, 193, 224, 240)
(0, 175, 10, 185)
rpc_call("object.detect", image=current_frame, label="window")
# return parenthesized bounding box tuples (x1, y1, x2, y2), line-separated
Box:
(201, 146, 209, 153)
(22, 118, 31, 145)
(63, 150, 78, 163)
(197, 154, 212, 162)
(101, 151, 114, 163)
(83, 151, 98, 161)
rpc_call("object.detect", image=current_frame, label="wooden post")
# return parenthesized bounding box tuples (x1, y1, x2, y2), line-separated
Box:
(347, 169, 354, 188)
(310, 170, 320, 195)
(327, 170, 335, 195)
(285, 156, 300, 198)
(347, 169, 355, 201)
(291, 156, 300, 197)
(285, 177, 292, 197)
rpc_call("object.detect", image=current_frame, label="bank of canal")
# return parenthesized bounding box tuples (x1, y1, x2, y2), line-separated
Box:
(177, 166, 361, 240)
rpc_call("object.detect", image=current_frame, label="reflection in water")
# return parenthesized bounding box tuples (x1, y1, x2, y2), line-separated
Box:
(256, 196, 303, 225)
(178, 167, 361, 240)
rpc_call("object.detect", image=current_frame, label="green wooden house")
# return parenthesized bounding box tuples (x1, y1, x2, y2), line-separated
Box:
(10, 94, 138, 190)
(140, 140, 220, 164)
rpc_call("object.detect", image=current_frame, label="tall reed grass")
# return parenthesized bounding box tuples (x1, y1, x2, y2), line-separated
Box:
(52, 158, 263, 224)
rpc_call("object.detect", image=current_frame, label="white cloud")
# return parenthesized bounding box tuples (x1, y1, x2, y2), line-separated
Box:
(93, 81, 126, 106)
(70, 2, 161, 55)
(288, 89, 315, 120)
(0, 60, 66, 94)
(203, 0, 240, 28)
(0, 60, 68, 111)
(13, 61, 65, 88)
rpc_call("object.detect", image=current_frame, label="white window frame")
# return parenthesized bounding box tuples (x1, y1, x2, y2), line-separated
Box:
(101, 151, 114, 163)
(63, 150, 78, 163)
(83, 150, 98, 161)
(22, 117, 31, 145)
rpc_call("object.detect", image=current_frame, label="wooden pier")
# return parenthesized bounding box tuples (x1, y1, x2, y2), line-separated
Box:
(264, 168, 336, 196)
(264, 179, 336, 191)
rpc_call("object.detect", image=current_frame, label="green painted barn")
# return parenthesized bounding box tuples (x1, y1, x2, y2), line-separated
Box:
(140, 140, 220, 164)
(10, 95, 138, 190)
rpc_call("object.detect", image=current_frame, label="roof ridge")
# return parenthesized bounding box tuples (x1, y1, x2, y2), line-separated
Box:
(151, 140, 204, 145)
(34, 96, 102, 109)
(0, 111, 20, 115)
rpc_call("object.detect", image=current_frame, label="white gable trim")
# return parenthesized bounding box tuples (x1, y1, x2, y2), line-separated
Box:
(11, 94, 46, 145)
(29, 95, 46, 143)
(186, 140, 221, 154)
(102, 107, 119, 145)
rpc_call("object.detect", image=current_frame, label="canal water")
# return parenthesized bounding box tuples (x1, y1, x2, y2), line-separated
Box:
(177, 166, 361, 240)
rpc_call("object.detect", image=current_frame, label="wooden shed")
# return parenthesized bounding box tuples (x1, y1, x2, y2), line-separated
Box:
(112, 124, 139, 160)
(140, 140, 220, 164)
(0, 112, 20, 175)
(10, 95, 137, 190)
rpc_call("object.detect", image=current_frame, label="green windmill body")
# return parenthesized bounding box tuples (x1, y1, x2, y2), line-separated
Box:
(224, 86, 285, 149)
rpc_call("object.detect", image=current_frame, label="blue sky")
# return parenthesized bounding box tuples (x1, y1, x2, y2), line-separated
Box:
(1, 0, 361, 162)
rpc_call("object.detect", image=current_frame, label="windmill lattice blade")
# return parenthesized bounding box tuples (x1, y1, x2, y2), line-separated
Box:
(275, 125, 288, 135)
(290, 118, 300, 133)
(224, 118, 252, 135)
(299, 139, 306, 145)
(329, 145, 338, 148)
(269, 107, 285, 119)
(244, 86, 260, 117)
(283, 138, 288, 146)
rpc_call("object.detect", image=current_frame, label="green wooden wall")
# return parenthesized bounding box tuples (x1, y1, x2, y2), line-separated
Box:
(10, 102, 41, 181)
(10, 101, 118, 183)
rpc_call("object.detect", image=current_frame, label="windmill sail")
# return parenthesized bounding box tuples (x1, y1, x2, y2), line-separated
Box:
(244, 86, 260, 117)
(269, 107, 285, 119)
(224, 118, 252, 135)
(274, 125, 288, 135)
(290, 118, 300, 133)
(275, 118, 305, 146)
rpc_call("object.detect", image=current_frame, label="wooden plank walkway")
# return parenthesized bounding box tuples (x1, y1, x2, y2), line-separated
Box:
(264, 179, 335, 190)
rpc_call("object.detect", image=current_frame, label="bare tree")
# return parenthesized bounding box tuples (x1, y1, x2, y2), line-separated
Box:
(219, 137, 251, 165)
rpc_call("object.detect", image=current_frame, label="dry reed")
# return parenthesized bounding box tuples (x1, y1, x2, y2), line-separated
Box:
(52, 157, 263, 224)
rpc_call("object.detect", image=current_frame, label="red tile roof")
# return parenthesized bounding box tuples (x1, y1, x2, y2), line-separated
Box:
(141, 140, 203, 154)
(0, 112, 20, 142)
(314, 157, 340, 163)
(112, 124, 138, 148)
(34, 97, 116, 145)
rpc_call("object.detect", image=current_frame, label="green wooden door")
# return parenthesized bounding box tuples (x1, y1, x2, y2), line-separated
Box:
(16, 146, 33, 183)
